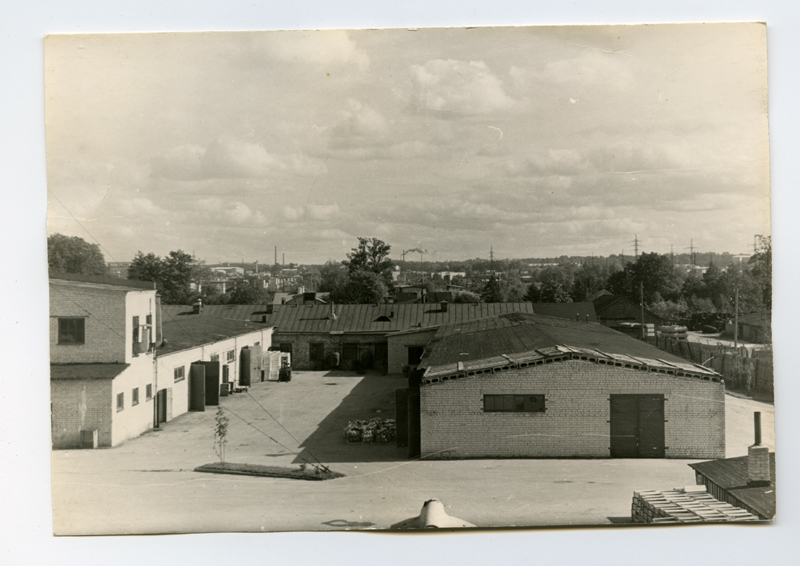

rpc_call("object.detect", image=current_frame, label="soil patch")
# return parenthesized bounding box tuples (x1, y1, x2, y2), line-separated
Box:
(195, 462, 344, 481)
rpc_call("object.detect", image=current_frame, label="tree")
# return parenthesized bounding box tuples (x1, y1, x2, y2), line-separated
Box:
(318, 261, 350, 296)
(331, 270, 389, 304)
(452, 290, 481, 303)
(537, 267, 573, 303)
(648, 299, 689, 323)
(480, 275, 503, 303)
(342, 237, 394, 288)
(226, 276, 273, 305)
(48, 234, 107, 275)
(749, 235, 772, 310)
(629, 252, 681, 303)
(128, 252, 163, 282)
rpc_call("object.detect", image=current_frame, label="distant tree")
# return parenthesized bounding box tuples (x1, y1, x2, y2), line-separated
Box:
(749, 235, 772, 310)
(480, 275, 503, 303)
(342, 237, 394, 289)
(502, 274, 527, 302)
(629, 252, 681, 303)
(537, 267, 573, 303)
(128, 252, 164, 282)
(226, 276, 273, 305)
(318, 261, 350, 296)
(332, 270, 389, 304)
(452, 290, 481, 303)
(648, 299, 689, 323)
(571, 264, 607, 302)
(48, 234, 107, 275)
(523, 282, 542, 302)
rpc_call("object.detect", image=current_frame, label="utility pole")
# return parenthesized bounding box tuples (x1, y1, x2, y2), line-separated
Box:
(734, 287, 739, 348)
(274, 246, 277, 265)
(490, 246, 494, 271)
(634, 234, 639, 257)
(640, 281, 645, 341)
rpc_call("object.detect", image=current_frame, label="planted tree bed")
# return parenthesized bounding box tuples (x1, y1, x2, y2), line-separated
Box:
(195, 462, 344, 481)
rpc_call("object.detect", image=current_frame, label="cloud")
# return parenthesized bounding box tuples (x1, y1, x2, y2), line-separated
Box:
(281, 203, 340, 221)
(501, 149, 589, 177)
(267, 30, 369, 71)
(403, 59, 517, 114)
(511, 50, 635, 90)
(223, 202, 268, 226)
(328, 99, 390, 149)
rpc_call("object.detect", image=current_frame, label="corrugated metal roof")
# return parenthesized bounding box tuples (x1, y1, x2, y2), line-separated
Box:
(160, 315, 271, 355)
(689, 453, 776, 519)
(531, 302, 597, 322)
(50, 363, 130, 379)
(419, 314, 721, 384)
(161, 303, 536, 334)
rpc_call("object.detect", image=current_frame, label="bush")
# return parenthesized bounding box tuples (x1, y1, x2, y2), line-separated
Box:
(343, 418, 396, 444)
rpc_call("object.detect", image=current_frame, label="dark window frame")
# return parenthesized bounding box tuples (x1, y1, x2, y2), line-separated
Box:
(57, 317, 85, 345)
(116, 392, 124, 412)
(132, 387, 140, 406)
(226, 349, 235, 362)
(407, 345, 425, 365)
(146, 384, 153, 401)
(174, 366, 185, 382)
(483, 394, 546, 413)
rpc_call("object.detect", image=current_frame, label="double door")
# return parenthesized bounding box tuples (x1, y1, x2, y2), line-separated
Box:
(610, 394, 665, 458)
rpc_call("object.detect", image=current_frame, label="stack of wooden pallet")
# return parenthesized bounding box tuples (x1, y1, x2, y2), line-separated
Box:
(631, 487, 759, 524)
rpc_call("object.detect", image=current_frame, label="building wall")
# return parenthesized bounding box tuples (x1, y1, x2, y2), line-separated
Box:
(420, 360, 725, 460)
(271, 332, 388, 371)
(110, 354, 156, 446)
(156, 327, 274, 422)
(51, 377, 113, 448)
(387, 329, 438, 375)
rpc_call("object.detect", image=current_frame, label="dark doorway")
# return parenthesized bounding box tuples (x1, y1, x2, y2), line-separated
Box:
(374, 342, 388, 372)
(407, 346, 424, 366)
(199, 361, 220, 406)
(610, 394, 665, 458)
(156, 389, 168, 424)
(342, 343, 359, 370)
(188, 363, 206, 411)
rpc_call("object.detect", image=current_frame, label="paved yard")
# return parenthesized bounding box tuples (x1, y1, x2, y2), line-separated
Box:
(51, 371, 775, 535)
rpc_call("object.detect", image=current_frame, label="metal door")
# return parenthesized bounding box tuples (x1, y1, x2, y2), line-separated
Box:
(189, 363, 206, 411)
(610, 394, 665, 458)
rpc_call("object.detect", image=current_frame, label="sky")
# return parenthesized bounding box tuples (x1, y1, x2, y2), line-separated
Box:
(44, 24, 770, 265)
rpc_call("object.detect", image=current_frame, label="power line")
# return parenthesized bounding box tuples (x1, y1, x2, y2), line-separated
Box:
(47, 189, 120, 263)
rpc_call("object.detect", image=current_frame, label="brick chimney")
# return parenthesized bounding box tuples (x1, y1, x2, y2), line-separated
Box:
(747, 412, 771, 487)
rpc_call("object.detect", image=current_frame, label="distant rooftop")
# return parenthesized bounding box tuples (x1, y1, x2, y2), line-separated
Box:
(159, 313, 272, 355)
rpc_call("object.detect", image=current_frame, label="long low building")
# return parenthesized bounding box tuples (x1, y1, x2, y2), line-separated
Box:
(414, 313, 725, 460)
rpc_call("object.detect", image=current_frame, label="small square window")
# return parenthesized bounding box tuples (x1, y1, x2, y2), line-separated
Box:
(146, 384, 153, 400)
(57, 318, 85, 345)
(174, 366, 185, 382)
(483, 394, 545, 413)
(226, 350, 235, 362)
(210, 354, 219, 362)
(132, 388, 140, 406)
(116, 392, 124, 412)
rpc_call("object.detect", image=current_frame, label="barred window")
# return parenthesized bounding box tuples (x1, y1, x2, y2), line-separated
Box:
(57, 318, 85, 344)
(174, 366, 185, 382)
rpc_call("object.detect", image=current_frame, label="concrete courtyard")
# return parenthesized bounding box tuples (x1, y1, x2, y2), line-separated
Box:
(51, 371, 775, 535)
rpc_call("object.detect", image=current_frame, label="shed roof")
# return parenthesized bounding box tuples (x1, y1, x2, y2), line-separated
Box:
(530, 302, 597, 322)
(159, 314, 271, 356)
(50, 363, 130, 380)
(593, 294, 663, 321)
(688, 453, 776, 519)
(736, 311, 771, 327)
(420, 313, 720, 384)
(161, 303, 535, 334)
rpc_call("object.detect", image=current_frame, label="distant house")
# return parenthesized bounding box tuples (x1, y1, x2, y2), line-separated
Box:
(593, 294, 664, 329)
(414, 313, 725, 460)
(726, 311, 771, 344)
(105, 262, 131, 278)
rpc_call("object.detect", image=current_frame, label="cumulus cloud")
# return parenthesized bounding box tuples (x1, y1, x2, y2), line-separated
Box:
(281, 203, 340, 221)
(267, 30, 369, 71)
(511, 50, 635, 90)
(328, 99, 390, 149)
(223, 202, 268, 226)
(403, 59, 517, 114)
(152, 137, 328, 180)
(502, 149, 589, 177)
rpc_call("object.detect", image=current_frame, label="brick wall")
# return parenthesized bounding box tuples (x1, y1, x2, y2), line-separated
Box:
(420, 360, 725, 460)
(272, 332, 387, 371)
(51, 378, 113, 448)
(387, 329, 437, 375)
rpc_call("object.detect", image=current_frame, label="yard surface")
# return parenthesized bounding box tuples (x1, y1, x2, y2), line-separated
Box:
(51, 371, 775, 535)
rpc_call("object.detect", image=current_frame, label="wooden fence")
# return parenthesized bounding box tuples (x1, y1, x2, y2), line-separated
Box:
(649, 335, 773, 393)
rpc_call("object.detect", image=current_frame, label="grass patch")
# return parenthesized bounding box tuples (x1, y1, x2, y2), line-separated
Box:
(194, 462, 344, 481)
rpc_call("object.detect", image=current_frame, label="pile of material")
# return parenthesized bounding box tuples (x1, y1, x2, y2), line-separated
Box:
(344, 418, 397, 444)
(632, 486, 759, 523)
(658, 325, 688, 340)
(391, 499, 476, 529)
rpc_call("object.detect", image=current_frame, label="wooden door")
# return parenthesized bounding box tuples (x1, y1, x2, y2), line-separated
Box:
(200, 361, 220, 406)
(610, 394, 665, 458)
(156, 389, 167, 423)
(189, 363, 206, 412)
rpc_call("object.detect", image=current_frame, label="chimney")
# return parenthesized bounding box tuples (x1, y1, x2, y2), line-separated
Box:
(329, 302, 338, 321)
(585, 314, 590, 323)
(747, 412, 771, 487)
(192, 298, 203, 314)
(576, 313, 579, 322)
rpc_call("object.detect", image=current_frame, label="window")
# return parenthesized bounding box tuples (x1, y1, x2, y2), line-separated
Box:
(254, 341, 260, 346)
(210, 354, 219, 362)
(116, 392, 124, 412)
(132, 316, 140, 345)
(132, 388, 140, 406)
(483, 394, 545, 413)
(57, 317, 85, 345)
(279, 343, 293, 355)
(174, 366, 185, 382)
(146, 314, 152, 325)
(222, 364, 230, 383)
(407, 346, 425, 365)
(309, 342, 325, 361)
(226, 350, 235, 362)
(146, 384, 153, 401)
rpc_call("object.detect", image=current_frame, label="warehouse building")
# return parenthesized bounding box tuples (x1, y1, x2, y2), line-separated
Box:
(416, 313, 725, 460)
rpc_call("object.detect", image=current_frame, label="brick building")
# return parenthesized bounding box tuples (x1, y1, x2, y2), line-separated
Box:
(50, 274, 159, 448)
(50, 274, 275, 449)
(161, 302, 538, 374)
(415, 313, 725, 460)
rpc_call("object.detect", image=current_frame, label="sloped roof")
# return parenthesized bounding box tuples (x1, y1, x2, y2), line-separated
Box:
(689, 453, 776, 520)
(50, 363, 130, 379)
(50, 273, 156, 292)
(159, 315, 271, 355)
(531, 302, 597, 322)
(161, 303, 535, 334)
(419, 313, 720, 384)
(592, 294, 663, 321)
(736, 311, 771, 327)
